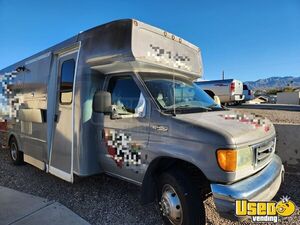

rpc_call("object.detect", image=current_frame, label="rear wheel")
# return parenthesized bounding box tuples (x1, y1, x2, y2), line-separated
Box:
(157, 169, 206, 225)
(9, 137, 23, 165)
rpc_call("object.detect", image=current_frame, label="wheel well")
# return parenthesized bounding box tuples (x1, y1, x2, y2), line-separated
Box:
(140, 157, 210, 205)
(204, 90, 215, 99)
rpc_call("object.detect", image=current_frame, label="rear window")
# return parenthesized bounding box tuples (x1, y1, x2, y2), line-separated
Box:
(243, 84, 248, 90)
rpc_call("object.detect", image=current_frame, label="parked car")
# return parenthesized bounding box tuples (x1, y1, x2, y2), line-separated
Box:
(194, 79, 244, 104)
(0, 19, 284, 225)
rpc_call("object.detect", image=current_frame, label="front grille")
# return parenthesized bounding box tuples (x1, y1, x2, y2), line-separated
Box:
(252, 138, 276, 167)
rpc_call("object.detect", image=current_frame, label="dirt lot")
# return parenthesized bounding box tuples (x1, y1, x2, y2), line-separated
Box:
(0, 147, 299, 225)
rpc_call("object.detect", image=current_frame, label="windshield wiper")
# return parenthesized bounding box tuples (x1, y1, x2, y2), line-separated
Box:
(163, 105, 211, 115)
(178, 105, 212, 110)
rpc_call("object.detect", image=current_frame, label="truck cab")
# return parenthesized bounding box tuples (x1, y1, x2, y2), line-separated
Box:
(93, 71, 284, 225)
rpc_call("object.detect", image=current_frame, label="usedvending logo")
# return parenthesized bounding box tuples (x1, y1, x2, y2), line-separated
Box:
(235, 196, 296, 223)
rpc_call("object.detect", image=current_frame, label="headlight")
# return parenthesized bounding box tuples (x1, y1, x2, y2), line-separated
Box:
(217, 147, 253, 172)
(237, 146, 253, 170)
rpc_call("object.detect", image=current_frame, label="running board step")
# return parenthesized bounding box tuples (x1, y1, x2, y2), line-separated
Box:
(24, 154, 46, 171)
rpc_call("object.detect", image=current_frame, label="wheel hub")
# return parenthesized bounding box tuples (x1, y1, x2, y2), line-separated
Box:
(159, 184, 183, 225)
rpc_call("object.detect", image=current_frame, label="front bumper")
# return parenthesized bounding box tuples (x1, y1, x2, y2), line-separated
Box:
(210, 154, 284, 220)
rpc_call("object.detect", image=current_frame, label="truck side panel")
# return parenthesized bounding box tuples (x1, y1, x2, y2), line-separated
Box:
(20, 52, 52, 162)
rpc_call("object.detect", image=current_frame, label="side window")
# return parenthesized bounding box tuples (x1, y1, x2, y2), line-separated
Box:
(60, 59, 75, 104)
(107, 76, 146, 118)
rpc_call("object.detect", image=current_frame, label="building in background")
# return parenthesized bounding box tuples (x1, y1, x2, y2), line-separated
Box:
(277, 91, 300, 105)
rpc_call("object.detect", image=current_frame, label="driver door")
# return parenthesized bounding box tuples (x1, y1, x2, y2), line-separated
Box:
(99, 74, 150, 183)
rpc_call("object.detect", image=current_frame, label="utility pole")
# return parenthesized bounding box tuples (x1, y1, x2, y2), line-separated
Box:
(222, 70, 225, 80)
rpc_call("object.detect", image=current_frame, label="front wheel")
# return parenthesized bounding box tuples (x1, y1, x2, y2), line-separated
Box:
(9, 137, 23, 165)
(157, 169, 206, 225)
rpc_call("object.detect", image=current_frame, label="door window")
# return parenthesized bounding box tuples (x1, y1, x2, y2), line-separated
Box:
(107, 76, 146, 118)
(60, 59, 75, 104)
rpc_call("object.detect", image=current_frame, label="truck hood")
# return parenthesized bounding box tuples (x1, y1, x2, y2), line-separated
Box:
(175, 110, 275, 146)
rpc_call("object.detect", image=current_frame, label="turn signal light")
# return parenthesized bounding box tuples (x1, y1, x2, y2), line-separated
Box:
(217, 149, 237, 172)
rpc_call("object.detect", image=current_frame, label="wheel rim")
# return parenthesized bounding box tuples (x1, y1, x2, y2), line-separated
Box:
(159, 184, 183, 225)
(10, 143, 17, 161)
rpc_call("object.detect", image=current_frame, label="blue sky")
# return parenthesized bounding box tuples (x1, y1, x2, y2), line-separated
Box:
(0, 0, 299, 81)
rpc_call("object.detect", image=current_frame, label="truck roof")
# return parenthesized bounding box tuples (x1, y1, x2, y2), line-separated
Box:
(1, 19, 203, 80)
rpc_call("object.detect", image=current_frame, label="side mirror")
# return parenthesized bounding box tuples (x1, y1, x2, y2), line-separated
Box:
(93, 91, 112, 114)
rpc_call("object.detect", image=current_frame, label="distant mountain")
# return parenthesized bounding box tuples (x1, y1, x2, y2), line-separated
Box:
(245, 76, 300, 90)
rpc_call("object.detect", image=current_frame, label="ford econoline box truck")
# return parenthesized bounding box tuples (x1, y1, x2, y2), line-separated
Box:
(0, 19, 284, 225)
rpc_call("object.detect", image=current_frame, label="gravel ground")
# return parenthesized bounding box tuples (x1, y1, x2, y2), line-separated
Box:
(0, 148, 299, 225)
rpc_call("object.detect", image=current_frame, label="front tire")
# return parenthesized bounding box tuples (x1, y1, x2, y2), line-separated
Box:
(157, 169, 206, 225)
(9, 137, 23, 165)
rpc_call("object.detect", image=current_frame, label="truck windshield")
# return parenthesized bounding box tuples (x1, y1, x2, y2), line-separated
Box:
(139, 73, 222, 113)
